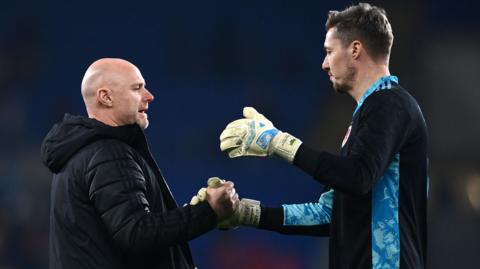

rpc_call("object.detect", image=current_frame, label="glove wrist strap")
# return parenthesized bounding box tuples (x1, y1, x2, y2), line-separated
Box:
(239, 199, 261, 227)
(271, 132, 302, 163)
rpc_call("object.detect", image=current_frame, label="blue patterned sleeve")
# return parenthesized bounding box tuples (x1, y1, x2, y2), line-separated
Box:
(282, 189, 334, 226)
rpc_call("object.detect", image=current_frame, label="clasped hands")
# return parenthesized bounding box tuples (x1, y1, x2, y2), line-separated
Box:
(190, 107, 302, 229)
(190, 177, 260, 229)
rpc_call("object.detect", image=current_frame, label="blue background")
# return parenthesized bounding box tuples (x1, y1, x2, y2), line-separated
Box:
(1, 0, 479, 268)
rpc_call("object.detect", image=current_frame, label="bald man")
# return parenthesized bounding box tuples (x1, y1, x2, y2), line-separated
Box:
(41, 58, 239, 269)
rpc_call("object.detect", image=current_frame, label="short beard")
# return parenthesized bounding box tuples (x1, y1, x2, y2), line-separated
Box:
(332, 65, 355, 95)
(333, 82, 351, 95)
(138, 119, 149, 130)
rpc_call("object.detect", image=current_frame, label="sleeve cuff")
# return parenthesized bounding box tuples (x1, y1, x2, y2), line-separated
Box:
(293, 143, 322, 176)
(258, 207, 284, 230)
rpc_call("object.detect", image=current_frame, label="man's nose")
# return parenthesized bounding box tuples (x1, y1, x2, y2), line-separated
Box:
(144, 88, 154, 102)
(322, 57, 329, 71)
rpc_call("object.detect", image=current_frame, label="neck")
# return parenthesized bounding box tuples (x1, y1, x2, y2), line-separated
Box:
(87, 110, 120, 127)
(349, 63, 390, 104)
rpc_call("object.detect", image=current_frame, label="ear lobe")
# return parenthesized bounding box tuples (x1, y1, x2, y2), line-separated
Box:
(97, 88, 113, 107)
(351, 40, 362, 60)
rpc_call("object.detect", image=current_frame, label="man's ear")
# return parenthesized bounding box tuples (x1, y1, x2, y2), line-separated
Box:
(350, 40, 362, 60)
(96, 88, 113, 107)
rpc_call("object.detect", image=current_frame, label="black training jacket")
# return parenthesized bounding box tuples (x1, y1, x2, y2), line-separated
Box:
(41, 114, 217, 269)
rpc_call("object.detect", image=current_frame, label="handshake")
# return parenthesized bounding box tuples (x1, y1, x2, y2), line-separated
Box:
(190, 107, 302, 229)
(189, 177, 261, 229)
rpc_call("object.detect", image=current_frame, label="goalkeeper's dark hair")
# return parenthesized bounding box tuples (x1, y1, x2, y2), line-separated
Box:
(326, 3, 394, 61)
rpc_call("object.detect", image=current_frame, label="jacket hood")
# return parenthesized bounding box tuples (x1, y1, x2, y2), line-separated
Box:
(40, 114, 142, 173)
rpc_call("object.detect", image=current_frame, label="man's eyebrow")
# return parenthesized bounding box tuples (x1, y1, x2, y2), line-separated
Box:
(131, 82, 145, 87)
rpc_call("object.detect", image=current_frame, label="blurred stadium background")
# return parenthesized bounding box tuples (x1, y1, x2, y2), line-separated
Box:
(1, 0, 479, 268)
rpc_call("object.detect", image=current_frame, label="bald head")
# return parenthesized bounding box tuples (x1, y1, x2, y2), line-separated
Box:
(81, 58, 138, 108)
(79, 58, 154, 129)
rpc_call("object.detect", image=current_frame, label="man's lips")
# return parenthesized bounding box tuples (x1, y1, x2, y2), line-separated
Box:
(138, 108, 148, 117)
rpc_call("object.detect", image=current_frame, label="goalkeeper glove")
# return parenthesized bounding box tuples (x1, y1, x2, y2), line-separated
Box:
(189, 177, 225, 205)
(190, 177, 261, 229)
(220, 107, 302, 163)
(217, 198, 261, 230)
(189, 187, 207, 205)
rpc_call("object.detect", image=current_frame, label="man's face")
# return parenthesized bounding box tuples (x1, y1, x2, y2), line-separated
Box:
(322, 28, 355, 94)
(110, 65, 154, 129)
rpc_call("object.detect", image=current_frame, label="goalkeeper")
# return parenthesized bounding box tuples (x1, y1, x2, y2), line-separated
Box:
(216, 3, 428, 269)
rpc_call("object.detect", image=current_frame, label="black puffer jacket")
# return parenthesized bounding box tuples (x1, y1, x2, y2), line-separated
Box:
(41, 114, 217, 269)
